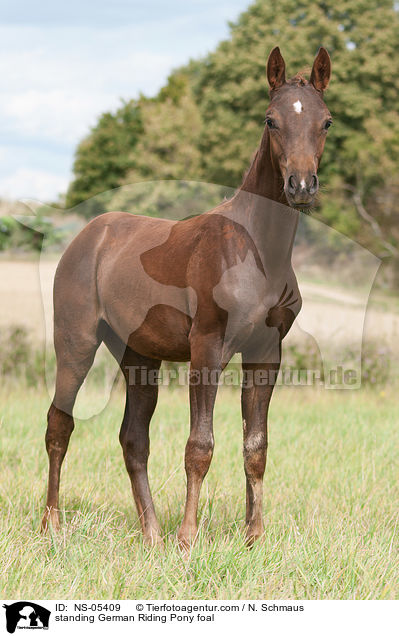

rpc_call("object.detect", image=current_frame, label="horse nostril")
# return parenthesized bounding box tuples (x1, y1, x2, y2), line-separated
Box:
(287, 175, 296, 194)
(309, 174, 318, 194)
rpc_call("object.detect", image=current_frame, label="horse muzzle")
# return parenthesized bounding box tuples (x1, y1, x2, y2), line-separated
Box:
(284, 172, 318, 209)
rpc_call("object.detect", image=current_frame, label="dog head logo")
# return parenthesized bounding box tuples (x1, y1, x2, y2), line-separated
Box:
(3, 602, 50, 633)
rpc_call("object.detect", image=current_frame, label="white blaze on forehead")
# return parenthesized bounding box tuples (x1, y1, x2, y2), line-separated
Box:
(300, 179, 306, 189)
(293, 100, 303, 113)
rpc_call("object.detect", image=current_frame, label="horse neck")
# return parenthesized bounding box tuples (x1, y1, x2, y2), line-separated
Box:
(240, 126, 285, 203)
(225, 127, 298, 271)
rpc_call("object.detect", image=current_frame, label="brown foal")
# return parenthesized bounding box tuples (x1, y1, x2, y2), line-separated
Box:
(42, 47, 332, 548)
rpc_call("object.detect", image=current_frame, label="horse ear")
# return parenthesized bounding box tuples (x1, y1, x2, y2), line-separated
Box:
(310, 47, 331, 93)
(267, 47, 286, 92)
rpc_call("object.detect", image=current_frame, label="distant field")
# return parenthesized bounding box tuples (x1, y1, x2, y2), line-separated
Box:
(0, 258, 55, 342)
(0, 385, 397, 599)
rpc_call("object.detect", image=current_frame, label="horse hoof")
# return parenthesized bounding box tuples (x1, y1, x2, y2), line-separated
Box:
(177, 527, 197, 554)
(177, 536, 190, 554)
(245, 526, 264, 548)
(41, 508, 61, 534)
(143, 531, 164, 549)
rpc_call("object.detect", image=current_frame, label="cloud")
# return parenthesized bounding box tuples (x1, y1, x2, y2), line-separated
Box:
(0, 25, 178, 199)
(1, 1, 248, 28)
(0, 28, 176, 144)
(0, 1, 249, 200)
(0, 168, 70, 201)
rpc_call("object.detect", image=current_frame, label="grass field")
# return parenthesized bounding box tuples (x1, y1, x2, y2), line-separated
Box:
(0, 384, 397, 600)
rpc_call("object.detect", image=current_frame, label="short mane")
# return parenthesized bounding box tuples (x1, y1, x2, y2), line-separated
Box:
(287, 72, 309, 87)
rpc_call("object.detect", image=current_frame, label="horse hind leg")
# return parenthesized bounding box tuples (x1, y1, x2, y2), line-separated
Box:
(41, 403, 74, 532)
(41, 333, 100, 532)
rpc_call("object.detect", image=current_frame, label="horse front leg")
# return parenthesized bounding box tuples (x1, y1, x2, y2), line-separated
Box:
(241, 361, 280, 546)
(118, 350, 163, 547)
(177, 334, 223, 551)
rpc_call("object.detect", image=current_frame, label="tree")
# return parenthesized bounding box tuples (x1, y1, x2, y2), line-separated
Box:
(65, 99, 144, 216)
(128, 77, 202, 181)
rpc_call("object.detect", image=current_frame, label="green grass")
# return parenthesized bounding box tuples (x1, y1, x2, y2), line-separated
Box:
(0, 385, 398, 599)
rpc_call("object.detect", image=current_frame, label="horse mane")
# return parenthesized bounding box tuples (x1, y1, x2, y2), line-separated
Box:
(287, 71, 310, 87)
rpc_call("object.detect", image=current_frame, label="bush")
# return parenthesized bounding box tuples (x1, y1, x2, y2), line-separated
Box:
(360, 342, 391, 387)
(0, 326, 46, 387)
(0, 214, 66, 253)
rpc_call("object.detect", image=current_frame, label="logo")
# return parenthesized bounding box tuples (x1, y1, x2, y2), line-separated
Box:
(2, 603, 50, 633)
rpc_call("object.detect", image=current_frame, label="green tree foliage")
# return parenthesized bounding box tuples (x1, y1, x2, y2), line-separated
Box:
(65, 100, 143, 216)
(128, 76, 202, 181)
(66, 0, 399, 272)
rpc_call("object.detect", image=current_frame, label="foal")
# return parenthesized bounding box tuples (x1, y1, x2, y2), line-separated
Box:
(42, 47, 332, 548)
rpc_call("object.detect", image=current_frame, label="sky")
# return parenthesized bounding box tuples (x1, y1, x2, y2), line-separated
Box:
(0, 0, 250, 202)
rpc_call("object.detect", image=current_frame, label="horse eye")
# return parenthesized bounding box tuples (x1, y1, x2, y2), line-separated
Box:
(324, 119, 333, 131)
(265, 117, 277, 129)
